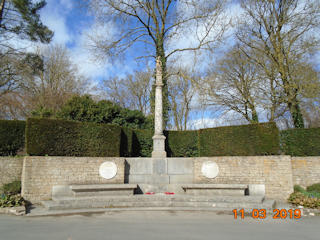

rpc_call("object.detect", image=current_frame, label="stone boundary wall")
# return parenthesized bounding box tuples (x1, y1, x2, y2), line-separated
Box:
(0, 157, 24, 188)
(21, 156, 125, 202)
(194, 156, 294, 200)
(291, 157, 320, 188)
(0, 155, 317, 202)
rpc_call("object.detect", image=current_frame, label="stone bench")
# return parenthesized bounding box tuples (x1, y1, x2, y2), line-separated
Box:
(71, 184, 138, 197)
(52, 184, 138, 199)
(181, 184, 248, 196)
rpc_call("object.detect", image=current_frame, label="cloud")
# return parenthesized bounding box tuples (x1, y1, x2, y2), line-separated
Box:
(59, 0, 73, 10)
(36, 0, 116, 89)
(187, 109, 249, 129)
(39, 0, 73, 45)
(165, 1, 241, 69)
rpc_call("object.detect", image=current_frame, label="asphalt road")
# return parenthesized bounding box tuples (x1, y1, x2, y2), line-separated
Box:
(0, 211, 319, 240)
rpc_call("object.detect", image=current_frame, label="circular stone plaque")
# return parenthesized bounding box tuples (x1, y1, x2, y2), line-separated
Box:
(99, 161, 117, 179)
(201, 161, 219, 179)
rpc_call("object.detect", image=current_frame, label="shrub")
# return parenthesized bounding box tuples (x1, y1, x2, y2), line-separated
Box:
(1, 181, 21, 195)
(0, 194, 25, 208)
(280, 128, 320, 156)
(294, 185, 305, 193)
(306, 183, 320, 194)
(0, 120, 25, 156)
(57, 95, 151, 129)
(165, 130, 199, 157)
(288, 192, 320, 209)
(26, 118, 122, 157)
(0, 181, 24, 208)
(198, 122, 280, 156)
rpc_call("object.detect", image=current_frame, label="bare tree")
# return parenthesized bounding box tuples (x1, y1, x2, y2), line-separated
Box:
(102, 76, 128, 108)
(200, 45, 261, 124)
(87, 0, 228, 127)
(237, 0, 320, 128)
(0, 44, 88, 118)
(0, 51, 28, 97)
(168, 67, 196, 130)
(297, 62, 320, 128)
(103, 69, 153, 115)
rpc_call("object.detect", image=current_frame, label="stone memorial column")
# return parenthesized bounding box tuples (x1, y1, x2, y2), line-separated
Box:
(152, 56, 167, 158)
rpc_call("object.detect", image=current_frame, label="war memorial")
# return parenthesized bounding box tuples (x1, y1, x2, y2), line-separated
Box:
(0, 57, 319, 216)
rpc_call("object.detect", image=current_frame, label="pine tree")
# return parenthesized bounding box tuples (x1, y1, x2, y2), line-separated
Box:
(0, 0, 53, 43)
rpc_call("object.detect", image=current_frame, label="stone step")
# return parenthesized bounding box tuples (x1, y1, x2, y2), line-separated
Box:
(42, 195, 273, 211)
(52, 195, 264, 203)
(27, 205, 278, 217)
(42, 199, 275, 211)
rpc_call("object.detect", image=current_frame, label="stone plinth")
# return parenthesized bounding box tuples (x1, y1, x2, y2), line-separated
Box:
(152, 135, 167, 158)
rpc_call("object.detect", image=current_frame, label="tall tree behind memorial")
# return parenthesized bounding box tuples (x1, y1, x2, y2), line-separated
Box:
(87, 0, 228, 128)
(168, 67, 197, 130)
(200, 45, 261, 124)
(237, 0, 320, 128)
(0, 0, 53, 43)
(0, 45, 88, 119)
(103, 69, 153, 115)
(0, 0, 53, 116)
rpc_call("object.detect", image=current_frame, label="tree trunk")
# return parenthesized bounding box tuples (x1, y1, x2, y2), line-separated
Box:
(288, 97, 304, 128)
(250, 106, 259, 123)
(0, 0, 5, 26)
(282, 78, 305, 128)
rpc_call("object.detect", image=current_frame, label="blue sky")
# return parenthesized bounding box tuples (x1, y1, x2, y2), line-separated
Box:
(33, 0, 234, 129)
(32, 0, 320, 129)
(37, 0, 237, 82)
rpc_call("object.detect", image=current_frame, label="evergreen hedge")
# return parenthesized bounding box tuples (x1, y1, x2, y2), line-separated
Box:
(22, 119, 309, 157)
(120, 127, 133, 157)
(165, 130, 199, 157)
(0, 120, 25, 156)
(25, 119, 281, 157)
(198, 122, 280, 156)
(131, 129, 153, 157)
(280, 128, 320, 156)
(26, 118, 121, 157)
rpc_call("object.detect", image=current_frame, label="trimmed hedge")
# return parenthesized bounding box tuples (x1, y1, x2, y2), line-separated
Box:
(280, 128, 320, 156)
(0, 120, 25, 156)
(165, 130, 199, 157)
(26, 118, 121, 157)
(120, 127, 133, 157)
(23, 118, 300, 157)
(132, 129, 153, 157)
(122, 123, 279, 157)
(198, 122, 280, 156)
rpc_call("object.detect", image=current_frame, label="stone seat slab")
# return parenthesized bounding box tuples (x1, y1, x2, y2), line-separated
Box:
(71, 184, 137, 192)
(181, 184, 248, 196)
(52, 184, 138, 199)
(70, 184, 138, 197)
(181, 184, 248, 189)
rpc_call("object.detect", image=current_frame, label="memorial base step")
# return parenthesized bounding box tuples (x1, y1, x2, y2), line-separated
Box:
(41, 195, 274, 212)
(41, 183, 272, 214)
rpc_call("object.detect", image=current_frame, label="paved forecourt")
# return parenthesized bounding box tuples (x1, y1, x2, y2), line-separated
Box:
(0, 212, 319, 240)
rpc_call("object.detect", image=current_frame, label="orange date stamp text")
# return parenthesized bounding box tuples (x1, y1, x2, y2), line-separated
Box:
(233, 209, 302, 219)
